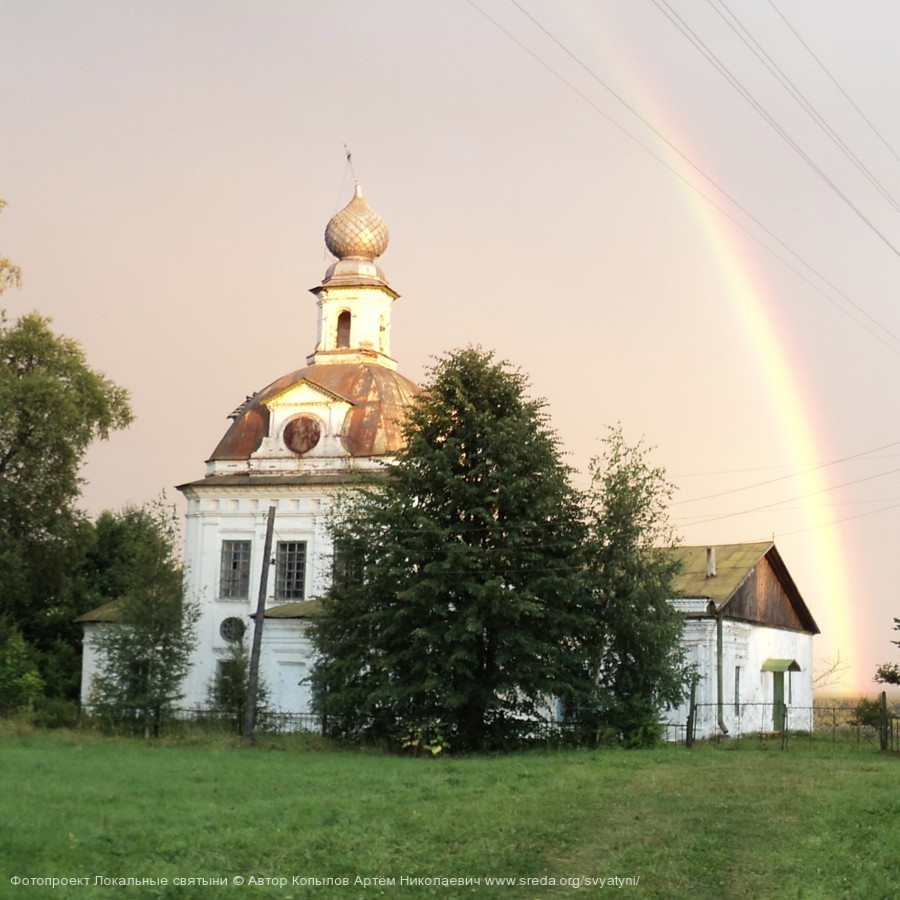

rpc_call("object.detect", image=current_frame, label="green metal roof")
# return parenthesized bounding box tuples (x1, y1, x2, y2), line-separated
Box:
(761, 658, 801, 672)
(75, 599, 124, 624)
(669, 541, 773, 606)
(667, 541, 819, 634)
(261, 598, 324, 619)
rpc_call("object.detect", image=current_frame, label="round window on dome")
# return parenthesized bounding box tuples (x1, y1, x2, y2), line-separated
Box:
(220, 617, 246, 643)
(283, 415, 322, 455)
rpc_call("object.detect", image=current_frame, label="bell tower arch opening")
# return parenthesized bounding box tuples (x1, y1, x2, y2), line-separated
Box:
(337, 310, 351, 348)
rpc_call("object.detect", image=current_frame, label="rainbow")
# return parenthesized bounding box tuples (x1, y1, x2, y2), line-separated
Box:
(693, 214, 859, 693)
(493, 0, 863, 690)
(586, 12, 861, 693)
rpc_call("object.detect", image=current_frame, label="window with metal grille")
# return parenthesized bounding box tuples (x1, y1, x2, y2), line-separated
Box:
(220, 540, 251, 598)
(276, 541, 306, 600)
(332, 540, 363, 591)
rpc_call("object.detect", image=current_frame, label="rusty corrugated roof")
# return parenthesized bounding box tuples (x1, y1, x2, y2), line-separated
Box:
(208, 362, 419, 462)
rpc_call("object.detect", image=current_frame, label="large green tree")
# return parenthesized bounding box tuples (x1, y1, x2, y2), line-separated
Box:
(579, 425, 689, 745)
(874, 618, 900, 685)
(0, 313, 132, 666)
(88, 502, 198, 736)
(311, 347, 590, 752)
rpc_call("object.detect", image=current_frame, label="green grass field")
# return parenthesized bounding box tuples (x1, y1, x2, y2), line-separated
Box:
(1, 725, 897, 899)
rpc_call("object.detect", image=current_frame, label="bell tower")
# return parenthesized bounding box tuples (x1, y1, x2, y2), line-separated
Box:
(308, 183, 399, 370)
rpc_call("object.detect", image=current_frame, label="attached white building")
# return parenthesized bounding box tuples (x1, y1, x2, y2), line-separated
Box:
(665, 542, 820, 739)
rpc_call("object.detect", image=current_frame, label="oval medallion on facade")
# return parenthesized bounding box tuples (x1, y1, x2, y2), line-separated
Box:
(283, 415, 322, 455)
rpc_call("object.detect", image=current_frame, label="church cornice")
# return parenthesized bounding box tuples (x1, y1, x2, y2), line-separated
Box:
(177, 470, 392, 493)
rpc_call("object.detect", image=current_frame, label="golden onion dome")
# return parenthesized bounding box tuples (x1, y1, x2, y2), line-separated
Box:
(324, 185, 389, 260)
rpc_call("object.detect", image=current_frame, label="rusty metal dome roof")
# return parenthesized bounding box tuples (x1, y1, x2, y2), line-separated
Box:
(209, 362, 419, 461)
(324, 185, 389, 260)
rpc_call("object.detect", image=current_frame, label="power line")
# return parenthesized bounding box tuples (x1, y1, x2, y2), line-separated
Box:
(675, 453, 900, 478)
(710, 0, 900, 217)
(673, 439, 900, 505)
(678, 495, 900, 517)
(651, 0, 900, 260)
(467, 0, 900, 355)
(766, 0, 900, 167)
(772, 501, 900, 538)
(677, 464, 900, 528)
(717, 499, 900, 542)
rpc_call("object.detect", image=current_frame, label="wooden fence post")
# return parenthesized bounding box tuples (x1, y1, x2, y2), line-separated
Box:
(685, 680, 697, 749)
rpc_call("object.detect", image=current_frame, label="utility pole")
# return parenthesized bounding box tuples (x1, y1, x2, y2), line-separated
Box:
(243, 504, 276, 746)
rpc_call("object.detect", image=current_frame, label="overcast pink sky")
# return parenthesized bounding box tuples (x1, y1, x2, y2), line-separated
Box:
(4, 1, 900, 694)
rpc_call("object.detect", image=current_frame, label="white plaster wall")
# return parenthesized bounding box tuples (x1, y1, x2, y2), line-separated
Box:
(79, 624, 103, 708)
(259, 620, 316, 714)
(742, 625, 815, 732)
(314, 285, 395, 361)
(180, 484, 343, 710)
(206, 441, 380, 482)
(665, 618, 815, 738)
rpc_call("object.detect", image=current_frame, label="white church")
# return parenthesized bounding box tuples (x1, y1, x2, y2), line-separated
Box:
(178, 181, 423, 717)
(79, 181, 819, 737)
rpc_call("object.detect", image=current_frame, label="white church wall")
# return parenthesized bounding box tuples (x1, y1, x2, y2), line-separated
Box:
(180, 485, 342, 710)
(259, 621, 316, 715)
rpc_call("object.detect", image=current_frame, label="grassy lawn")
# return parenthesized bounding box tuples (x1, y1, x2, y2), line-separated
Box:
(0, 724, 897, 899)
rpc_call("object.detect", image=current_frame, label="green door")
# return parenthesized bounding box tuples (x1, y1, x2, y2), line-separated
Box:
(773, 672, 785, 731)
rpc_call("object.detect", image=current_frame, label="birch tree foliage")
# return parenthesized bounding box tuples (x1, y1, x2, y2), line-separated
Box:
(580, 425, 690, 746)
(88, 503, 198, 736)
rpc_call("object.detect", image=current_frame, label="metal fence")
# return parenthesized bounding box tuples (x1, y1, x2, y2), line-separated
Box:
(163, 702, 898, 750)
(167, 707, 323, 734)
(663, 698, 899, 750)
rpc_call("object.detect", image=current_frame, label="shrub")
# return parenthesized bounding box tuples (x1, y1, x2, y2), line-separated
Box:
(851, 697, 883, 730)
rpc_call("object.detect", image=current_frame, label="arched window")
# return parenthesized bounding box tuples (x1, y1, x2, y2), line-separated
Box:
(337, 311, 351, 348)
